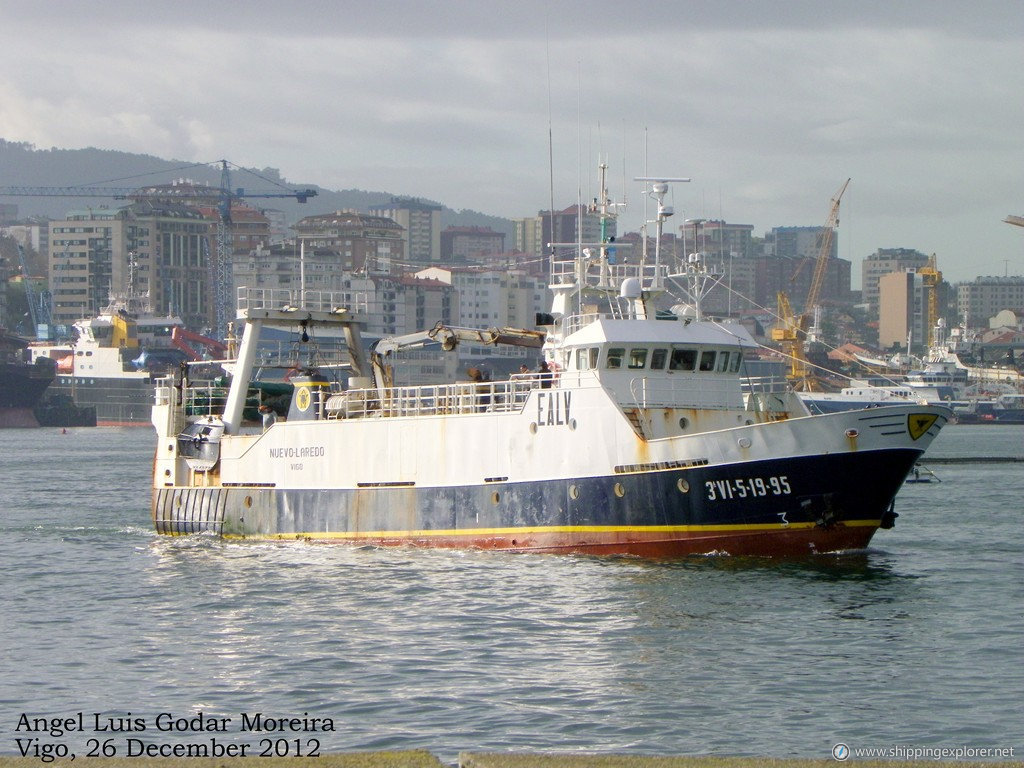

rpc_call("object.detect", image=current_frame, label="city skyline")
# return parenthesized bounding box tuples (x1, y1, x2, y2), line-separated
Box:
(2, 0, 1023, 284)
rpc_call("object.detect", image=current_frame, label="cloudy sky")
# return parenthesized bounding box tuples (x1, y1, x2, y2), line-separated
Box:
(2, 0, 1023, 285)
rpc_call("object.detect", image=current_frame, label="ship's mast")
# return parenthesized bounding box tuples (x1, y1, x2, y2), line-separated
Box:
(635, 176, 690, 292)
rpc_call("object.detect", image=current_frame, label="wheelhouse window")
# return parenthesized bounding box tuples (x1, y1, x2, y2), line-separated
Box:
(627, 348, 648, 369)
(606, 348, 625, 369)
(576, 347, 599, 370)
(670, 348, 696, 371)
(699, 351, 717, 371)
(715, 351, 730, 372)
(729, 351, 743, 373)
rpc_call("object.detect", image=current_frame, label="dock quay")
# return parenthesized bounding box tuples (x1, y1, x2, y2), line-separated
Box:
(921, 456, 1024, 463)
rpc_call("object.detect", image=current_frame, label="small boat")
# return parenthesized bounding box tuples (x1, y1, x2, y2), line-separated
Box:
(904, 464, 940, 484)
(150, 175, 951, 557)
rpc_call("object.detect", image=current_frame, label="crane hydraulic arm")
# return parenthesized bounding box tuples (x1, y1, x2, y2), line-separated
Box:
(371, 321, 545, 389)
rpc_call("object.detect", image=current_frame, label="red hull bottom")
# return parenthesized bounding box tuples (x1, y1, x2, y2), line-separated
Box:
(249, 522, 880, 559)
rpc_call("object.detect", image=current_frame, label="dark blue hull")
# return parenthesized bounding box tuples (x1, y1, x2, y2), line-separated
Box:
(155, 446, 922, 557)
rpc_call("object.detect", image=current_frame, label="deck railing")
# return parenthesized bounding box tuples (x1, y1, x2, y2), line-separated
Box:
(325, 375, 548, 419)
(236, 287, 370, 315)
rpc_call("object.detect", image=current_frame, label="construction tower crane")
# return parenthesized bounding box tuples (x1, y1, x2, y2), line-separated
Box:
(771, 178, 850, 390)
(205, 161, 319, 340)
(0, 160, 317, 340)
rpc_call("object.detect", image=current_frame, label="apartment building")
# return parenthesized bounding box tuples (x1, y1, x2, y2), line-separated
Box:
(48, 201, 214, 330)
(293, 211, 405, 274)
(861, 248, 929, 313)
(764, 226, 835, 260)
(369, 197, 442, 265)
(878, 270, 924, 350)
(440, 226, 505, 262)
(957, 276, 1024, 328)
(414, 265, 547, 370)
(513, 216, 544, 262)
(681, 220, 756, 260)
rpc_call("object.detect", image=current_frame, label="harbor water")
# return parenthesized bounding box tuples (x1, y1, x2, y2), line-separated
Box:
(1, 424, 1021, 763)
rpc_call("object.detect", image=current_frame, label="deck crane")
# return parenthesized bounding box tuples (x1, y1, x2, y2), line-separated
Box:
(771, 178, 850, 391)
(0, 161, 318, 341)
(371, 321, 545, 390)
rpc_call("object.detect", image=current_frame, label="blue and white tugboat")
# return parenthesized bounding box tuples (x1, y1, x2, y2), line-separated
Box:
(151, 178, 950, 557)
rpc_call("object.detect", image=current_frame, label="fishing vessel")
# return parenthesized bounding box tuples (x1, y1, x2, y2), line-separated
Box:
(799, 384, 925, 414)
(151, 178, 951, 557)
(0, 327, 56, 428)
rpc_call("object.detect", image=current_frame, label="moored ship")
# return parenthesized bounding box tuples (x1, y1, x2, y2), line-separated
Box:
(32, 293, 221, 426)
(151, 178, 951, 557)
(1, 328, 56, 428)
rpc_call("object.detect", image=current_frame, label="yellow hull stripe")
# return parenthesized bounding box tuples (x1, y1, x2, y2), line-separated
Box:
(222, 519, 880, 541)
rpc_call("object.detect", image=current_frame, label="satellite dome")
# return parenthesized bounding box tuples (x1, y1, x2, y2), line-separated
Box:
(619, 277, 642, 299)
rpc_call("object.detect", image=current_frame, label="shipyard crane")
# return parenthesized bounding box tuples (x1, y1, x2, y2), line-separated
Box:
(918, 254, 943, 349)
(15, 243, 51, 338)
(0, 160, 318, 341)
(771, 178, 850, 390)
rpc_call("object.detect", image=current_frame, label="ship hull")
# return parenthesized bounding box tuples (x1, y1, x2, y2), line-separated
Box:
(46, 374, 154, 426)
(0, 359, 56, 428)
(154, 446, 920, 557)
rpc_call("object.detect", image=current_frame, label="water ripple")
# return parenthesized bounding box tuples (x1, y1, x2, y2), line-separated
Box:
(1, 426, 1022, 762)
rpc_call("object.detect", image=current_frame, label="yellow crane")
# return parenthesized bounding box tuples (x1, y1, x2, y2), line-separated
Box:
(918, 254, 942, 349)
(771, 178, 850, 390)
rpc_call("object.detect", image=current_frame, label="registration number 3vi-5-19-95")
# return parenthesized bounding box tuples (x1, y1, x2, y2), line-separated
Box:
(705, 476, 792, 501)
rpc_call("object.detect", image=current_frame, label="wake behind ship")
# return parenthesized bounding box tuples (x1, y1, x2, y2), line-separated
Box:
(151, 177, 950, 557)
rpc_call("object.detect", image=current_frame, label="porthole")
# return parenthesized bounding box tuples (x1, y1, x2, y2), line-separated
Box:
(529, 422, 538, 434)
(737, 437, 752, 449)
(569, 484, 580, 500)
(491, 491, 500, 504)
(679, 417, 689, 429)
(244, 496, 253, 508)
(845, 429, 859, 438)
(614, 482, 625, 498)
(677, 478, 690, 493)
(569, 418, 577, 431)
